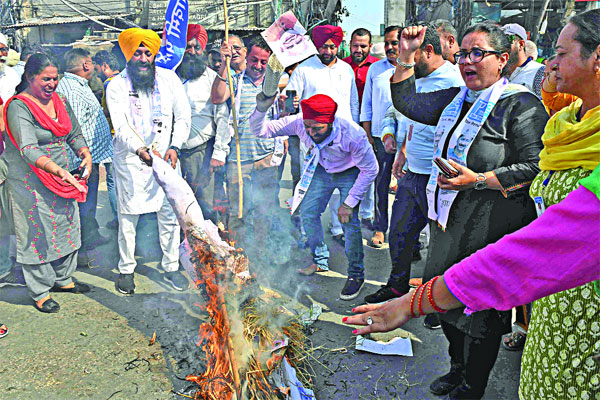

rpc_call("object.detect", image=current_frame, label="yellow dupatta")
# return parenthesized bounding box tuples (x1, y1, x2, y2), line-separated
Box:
(539, 98, 600, 171)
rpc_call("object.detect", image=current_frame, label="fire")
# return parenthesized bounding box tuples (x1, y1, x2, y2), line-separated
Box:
(186, 232, 241, 400)
(184, 228, 313, 400)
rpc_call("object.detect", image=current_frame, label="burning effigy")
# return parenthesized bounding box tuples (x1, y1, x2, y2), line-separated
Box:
(150, 153, 316, 400)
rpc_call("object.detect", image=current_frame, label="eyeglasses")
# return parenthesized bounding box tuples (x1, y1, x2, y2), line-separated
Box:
(506, 34, 519, 43)
(0, 46, 8, 53)
(231, 45, 245, 52)
(454, 48, 502, 64)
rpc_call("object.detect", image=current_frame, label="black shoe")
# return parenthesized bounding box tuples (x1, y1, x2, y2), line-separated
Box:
(51, 281, 91, 294)
(332, 234, 345, 246)
(364, 285, 406, 304)
(117, 273, 135, 295)
(0, 268, 26, 287)
(164, 271, 188, 291)
(429, 365, 465, 396)
(424, 313, 441, 329)
(448, 382, 481, 400)
(34, 298, 60, 313)
(340, 278, 365, 300)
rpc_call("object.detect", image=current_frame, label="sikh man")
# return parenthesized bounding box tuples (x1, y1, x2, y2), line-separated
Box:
(251, 93, 377, 300)
(359, 25, 402, 248)
(502, 23, 545, 98)
(177, 24, 229, 221)
(106, 28, 191, 294)
(286, 25, 360, 247)
(56, 48, 112, 264)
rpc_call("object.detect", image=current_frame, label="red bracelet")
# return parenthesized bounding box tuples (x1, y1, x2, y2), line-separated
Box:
(409, 286, 419, 318)
(417, 284, 426, 317)
(426, 276, 448, 313)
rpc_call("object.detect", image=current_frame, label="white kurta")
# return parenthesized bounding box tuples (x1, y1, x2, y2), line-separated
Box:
(106, 67, 191, 215)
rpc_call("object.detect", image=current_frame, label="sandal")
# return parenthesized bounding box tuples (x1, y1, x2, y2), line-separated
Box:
(34, 298, 60, 313)
(0, 324, 7, 338)
(369, 231, 385, 248)
(298, 264, 327, 276)
(502, 331, 526, 351)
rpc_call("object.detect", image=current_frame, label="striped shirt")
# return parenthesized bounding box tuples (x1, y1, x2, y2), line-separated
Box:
(226, 71, 274, 163)
(56, 72, 113, 166)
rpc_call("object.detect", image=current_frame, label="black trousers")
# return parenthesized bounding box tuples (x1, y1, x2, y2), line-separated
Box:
(441, 320, 503, 399)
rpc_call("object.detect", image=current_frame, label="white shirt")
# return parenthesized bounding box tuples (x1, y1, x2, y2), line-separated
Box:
(0, 66, 19, 102)
(509, 58, 545, 98)
(106, 67, 191, 215)
(181, 68, 230, 162)
(286, 55, 359, 123)
(359, 58, 396, 138)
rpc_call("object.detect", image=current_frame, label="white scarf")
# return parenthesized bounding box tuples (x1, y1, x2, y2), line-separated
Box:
(290, 119, 341, 214)
(426, 77, 527, 230)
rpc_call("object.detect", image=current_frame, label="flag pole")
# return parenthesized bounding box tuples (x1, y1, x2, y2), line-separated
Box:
(223, 0, 244, 219)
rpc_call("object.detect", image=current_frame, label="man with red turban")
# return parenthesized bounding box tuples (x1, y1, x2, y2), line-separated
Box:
(106, 28, 192, 295)
(176, 24, 229, 222)
(251, 92, 378, 301)
(285, 24, 361, 251)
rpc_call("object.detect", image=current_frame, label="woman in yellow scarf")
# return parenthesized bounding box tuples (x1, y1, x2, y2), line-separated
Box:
(519, 9, 600, 400)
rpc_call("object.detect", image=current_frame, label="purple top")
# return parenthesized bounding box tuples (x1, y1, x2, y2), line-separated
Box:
(444, 184, 600, 313)
(250, 110, 378, 207)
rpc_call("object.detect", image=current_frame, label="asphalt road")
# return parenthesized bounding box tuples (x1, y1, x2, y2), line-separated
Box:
(0, 162, 521, 399)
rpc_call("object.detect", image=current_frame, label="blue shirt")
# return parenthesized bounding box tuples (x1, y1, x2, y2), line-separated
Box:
(359, 58, 396, 138)
(381, 62, 464, 174)
(227, 71, 274, 163)
(56, 72, 113, 166)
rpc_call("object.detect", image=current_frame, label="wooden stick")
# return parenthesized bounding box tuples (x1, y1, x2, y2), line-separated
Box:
(223, 0, 244, 219)
(218, 287, 242, 398)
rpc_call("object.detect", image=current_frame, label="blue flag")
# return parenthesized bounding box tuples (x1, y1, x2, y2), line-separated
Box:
(155, 0, 189, 70)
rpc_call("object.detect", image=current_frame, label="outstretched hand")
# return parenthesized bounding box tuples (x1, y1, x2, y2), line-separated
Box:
(58, 168, 88, 193)
(342, 294, 413, 335)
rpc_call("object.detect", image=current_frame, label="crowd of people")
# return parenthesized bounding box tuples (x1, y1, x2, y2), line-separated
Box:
(0, 7, 598, 400)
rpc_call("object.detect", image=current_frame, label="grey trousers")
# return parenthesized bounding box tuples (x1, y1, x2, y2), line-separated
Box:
(22, 251, 77, 301)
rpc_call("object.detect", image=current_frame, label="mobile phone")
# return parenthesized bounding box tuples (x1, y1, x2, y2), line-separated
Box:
(434, 157, 459, 179)
(285, 90, 297, 113)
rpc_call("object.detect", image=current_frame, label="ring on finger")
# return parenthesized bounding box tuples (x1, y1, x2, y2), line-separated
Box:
(367, 316, 373, 326)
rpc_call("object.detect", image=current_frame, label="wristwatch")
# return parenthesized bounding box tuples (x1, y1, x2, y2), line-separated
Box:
(473, 173, 488, 190)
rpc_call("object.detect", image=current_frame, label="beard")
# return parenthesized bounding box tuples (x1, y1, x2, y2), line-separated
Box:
(127, 59, 156, 93)
(414, 57, 429, 79)
(177, 52, 208, 81)
(318, 52, 337, 65)
(351, 51, 367, 64)
(505, 47, 520, 72)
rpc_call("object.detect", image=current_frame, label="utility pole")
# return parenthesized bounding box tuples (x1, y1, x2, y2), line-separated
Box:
(532, 0, 551, 42)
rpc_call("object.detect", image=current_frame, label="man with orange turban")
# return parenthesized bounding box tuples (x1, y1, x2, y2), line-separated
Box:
(176, 24, 229, 222)
(251, 93, 378, 301)
(285, 24, 360, 251)
(106, 27, 192, 295)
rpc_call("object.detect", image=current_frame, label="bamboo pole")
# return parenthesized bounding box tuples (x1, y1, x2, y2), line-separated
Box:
(223, 0, 244, 219)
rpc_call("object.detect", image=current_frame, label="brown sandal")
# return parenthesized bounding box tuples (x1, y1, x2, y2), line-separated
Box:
(298, 264, 326, 276)
(369, 231, 385, 248)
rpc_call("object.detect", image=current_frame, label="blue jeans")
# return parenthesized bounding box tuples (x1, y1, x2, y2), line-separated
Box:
(300, 165, 364, 279)
(104, 163, 118, 222)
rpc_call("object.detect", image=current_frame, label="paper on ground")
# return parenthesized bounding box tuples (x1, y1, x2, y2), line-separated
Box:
(356, 334, 413, 356)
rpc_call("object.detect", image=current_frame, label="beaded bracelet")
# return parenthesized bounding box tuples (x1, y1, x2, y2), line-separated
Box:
(409, 286, 420, 318)
(426, 276, 449, 314)
(418, 284, 426, 317)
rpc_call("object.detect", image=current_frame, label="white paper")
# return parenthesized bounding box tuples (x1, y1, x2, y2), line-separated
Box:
(261, 11, 317, 68)
(355, 335, 413, 356)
